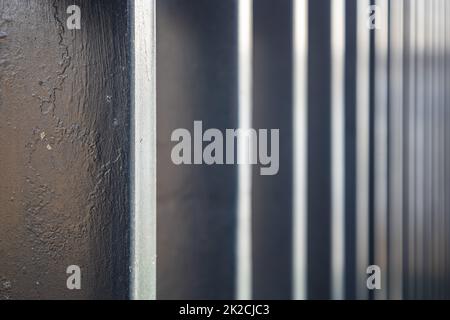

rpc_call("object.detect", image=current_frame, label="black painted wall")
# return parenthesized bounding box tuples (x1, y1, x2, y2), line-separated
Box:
(0, 0, 130, 299)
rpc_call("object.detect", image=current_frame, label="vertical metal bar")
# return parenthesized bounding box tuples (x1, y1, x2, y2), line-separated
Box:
(374, 0, 389, 300)
(447, 0, 450, 297)
(434, 0, 442, 299)
(130, 0, 157, 300)
(444, 0, 447, 297)
(388, 0, 404, 300)
(407, 0, 417, 300)
(441, 0, 446, 298)
(443, 1, 450, 299)
(446, 0, 450, 298)
(447, 0, 450, 295)
(237, 0, 253, 300)
(438, 0, 445, 299)
(356, 0, 371, 300)
(437, 0, 443, 298)
(433, 0, 438, 298)
(432, 0, 439, 298)
(445, 0, 448, 297)
(415, 0, 426, 299)
(293, 0, 308, 300)
(442, 0, 446, 298)
(432, 0, 437, 298)
(425, 0, 433, 298)
(448, 0, 450, 296)
(331, 0, 346, 300)
(441, 0, 447, 298)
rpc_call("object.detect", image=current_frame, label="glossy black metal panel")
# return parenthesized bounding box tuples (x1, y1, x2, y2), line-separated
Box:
(307, 0, 332, 300)
(156, 0, 238, 299)
(344, 0, 357, 300)
(252, 0, 293, 300)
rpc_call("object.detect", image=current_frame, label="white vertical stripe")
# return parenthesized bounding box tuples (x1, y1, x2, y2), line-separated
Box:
(440, 0, 446, 298)
(388, 0, 404, 300)
(440, 0, 446, 297)
(440, 0, 445, 298)
(374, 0, 389, 300)
(407, 0, 417, 299)
(434, 0, 439, 297)
(445, 0, 448, 298)
(442, 0, 446, 297)
(437, 0, 445, 298)
(356, 0, 371, 301)
(437, 0, 442, 297)
(447, 0, 450, 298)
(435, 0, 441, 297)
(446, 0, 450, 299)
(431, 0, 437, 298)
(442, 0, 446, 298)
(415, 0, 426, 299)
(293, 0, 308, 300)
(425, 0, 433, 298)
(236, 0, 253, 300)
(331, 0, 346, 300)
(130, 0, 157, 300)
(443, 1, 450, 299)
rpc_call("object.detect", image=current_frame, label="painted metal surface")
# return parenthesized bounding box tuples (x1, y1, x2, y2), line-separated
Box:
(0, 0, 130, 299)
(156, 0, 238, 300)
(292, 0, 308, 301)
(130, 0, 157, 300)
(1, 0, 450, 301)
(252, 0, 293, 300)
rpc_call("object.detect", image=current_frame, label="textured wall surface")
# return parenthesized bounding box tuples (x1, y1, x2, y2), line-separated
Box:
(0, 0, 130, 299)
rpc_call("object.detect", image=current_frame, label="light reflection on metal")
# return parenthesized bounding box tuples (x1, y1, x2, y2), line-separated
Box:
(415, 0, 426, 299)
(373, 0, 389, 300)
(356, 0, 371, 301)
(236, 0, 253, 300)
(331, 0, 346, 301)
(293, 0, 308, 300)
(407, 0, 417, 299)
(388, 0, 404, 300)
(130, 0, 157, 300)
